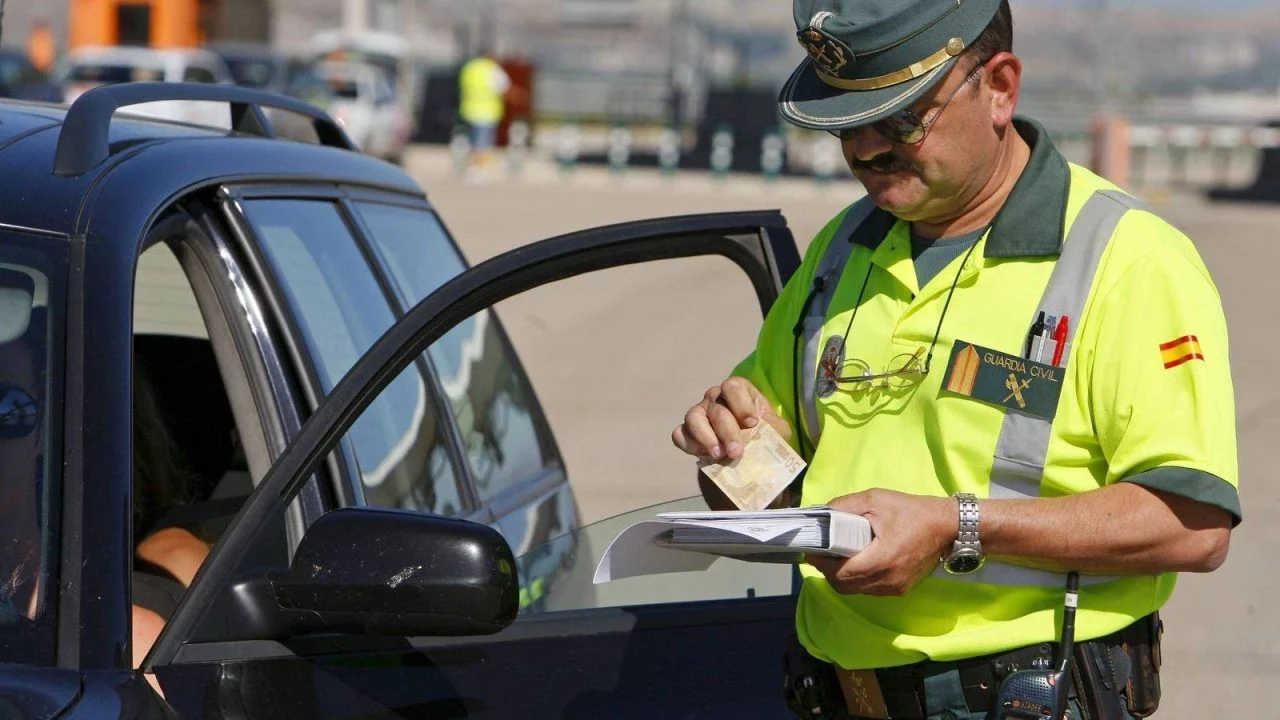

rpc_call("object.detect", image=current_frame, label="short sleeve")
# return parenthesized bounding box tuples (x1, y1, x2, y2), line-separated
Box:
(1085, 214, 1240, 523)
(728, 210, 853, 453)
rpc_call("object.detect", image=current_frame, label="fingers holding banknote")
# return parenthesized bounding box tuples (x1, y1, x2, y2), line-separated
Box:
(672, 377, 788, 461)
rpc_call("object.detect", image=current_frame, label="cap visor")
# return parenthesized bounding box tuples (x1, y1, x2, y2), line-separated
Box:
(778, 57, 956, 131)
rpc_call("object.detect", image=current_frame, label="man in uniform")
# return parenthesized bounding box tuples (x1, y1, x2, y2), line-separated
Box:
(671, 1, 1239, 718)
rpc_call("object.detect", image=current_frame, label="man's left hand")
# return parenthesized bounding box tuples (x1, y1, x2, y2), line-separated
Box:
(806, 489, 956, 596)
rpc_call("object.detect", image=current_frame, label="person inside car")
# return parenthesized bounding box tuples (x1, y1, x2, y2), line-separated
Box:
(130, 367, 212, 679)
(0, 334, 44, 625)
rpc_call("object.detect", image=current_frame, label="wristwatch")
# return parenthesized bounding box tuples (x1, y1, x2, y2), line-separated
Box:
(942, 492, 985, 575)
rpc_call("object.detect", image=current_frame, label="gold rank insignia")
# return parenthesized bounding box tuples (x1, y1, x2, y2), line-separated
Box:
(797, 27, 853, 78)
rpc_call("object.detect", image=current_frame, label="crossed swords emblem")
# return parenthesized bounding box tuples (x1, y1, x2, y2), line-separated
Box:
(1003, 373, 1031, 409)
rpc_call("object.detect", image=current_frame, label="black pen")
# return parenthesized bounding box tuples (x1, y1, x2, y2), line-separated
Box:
(1025, 310, 1045, 359)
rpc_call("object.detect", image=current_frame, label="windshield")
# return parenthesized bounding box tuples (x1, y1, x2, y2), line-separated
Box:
(515, 496, 793, 614)
(64, 62, 163, 85)
(0, 237, 65, 666)
(224, 57, 277, 88)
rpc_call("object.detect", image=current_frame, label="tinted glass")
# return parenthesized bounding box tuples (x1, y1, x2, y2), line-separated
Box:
(182, 66, 218, 84)
(224, 58, 276, 88)
(0, 238, 64, 665)
(356, 202, 561, 505)
(65, 63, 155, 84)
(242, 200, 466, 516)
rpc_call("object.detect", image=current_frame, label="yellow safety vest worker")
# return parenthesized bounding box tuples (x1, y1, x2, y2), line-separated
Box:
(733, 118, 1239, 670)
(459, 57, 507, 126)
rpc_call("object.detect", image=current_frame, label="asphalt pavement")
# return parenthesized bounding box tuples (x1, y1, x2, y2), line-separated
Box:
(403, 146, 1278, 717)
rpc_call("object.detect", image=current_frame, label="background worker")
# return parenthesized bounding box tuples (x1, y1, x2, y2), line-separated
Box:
(457, 49, 512, 176)
(672, 1, 1239, 718)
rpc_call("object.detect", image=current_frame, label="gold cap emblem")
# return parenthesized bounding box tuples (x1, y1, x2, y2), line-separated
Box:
(798, 26, 853, 78)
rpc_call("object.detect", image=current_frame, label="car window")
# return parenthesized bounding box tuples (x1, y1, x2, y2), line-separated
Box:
(182, 65, 219, 84)
(242, 200, 467, 516)
(65, 62, 161, 84)
(355, 202, 563, 506)
(372, 76, 393, 105)
(223, 57, 275, 88)
(0, 239, 65, 665)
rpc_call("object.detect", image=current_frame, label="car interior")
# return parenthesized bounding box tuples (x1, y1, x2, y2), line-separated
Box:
(129, 208, 290, 632)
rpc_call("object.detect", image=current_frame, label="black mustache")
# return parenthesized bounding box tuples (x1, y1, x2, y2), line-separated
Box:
(852, 153, 916, 173)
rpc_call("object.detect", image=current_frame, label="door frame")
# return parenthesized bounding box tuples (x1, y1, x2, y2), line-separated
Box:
(144, 209, 800, 670)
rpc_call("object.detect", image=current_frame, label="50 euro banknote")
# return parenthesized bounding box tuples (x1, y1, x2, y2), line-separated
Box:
(696, 423, 807, 511)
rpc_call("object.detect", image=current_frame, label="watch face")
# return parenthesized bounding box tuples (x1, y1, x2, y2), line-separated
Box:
(946, 550, 985, 575)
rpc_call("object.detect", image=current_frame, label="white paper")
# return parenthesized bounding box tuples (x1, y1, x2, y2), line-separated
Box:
(591, 520, 722, 584)
(592, 508, 874, 584)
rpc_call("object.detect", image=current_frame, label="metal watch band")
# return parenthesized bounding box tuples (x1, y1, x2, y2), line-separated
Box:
(955, 492, 981, 550)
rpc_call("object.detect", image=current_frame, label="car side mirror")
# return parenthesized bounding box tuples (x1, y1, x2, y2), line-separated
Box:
(200, 507, 519, 641)
(282, 507, 519, 635)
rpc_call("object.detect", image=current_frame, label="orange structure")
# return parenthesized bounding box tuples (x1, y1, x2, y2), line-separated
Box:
(69, 0, 207, 49)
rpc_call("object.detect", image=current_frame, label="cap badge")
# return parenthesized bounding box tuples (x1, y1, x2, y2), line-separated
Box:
(797, 13, 853, 78)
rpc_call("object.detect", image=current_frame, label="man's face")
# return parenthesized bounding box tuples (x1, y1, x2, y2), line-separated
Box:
(839, 59, 1001, 223)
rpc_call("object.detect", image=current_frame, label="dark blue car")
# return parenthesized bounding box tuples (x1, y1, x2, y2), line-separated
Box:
(0, 82, 804, 718)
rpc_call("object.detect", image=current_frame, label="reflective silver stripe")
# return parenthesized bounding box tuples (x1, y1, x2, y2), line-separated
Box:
(933, 562, 1114, 588)
(937, 189, 1144, 587)
(799, 198, 876, 447)
(988, 189, 1145, 500)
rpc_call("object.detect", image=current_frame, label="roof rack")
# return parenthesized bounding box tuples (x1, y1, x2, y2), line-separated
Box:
(53, 81, 359, 176)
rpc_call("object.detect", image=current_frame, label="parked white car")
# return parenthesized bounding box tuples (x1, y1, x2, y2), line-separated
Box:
(315, 61, 413, 163)
(54, 46, 234, 129)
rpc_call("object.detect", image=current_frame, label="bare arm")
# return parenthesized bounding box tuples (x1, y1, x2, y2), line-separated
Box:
(810, 482, 1233, 596)
(980, 482, 1232, 575)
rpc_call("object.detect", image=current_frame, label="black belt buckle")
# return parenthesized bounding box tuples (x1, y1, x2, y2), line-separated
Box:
(872, 665, 926, 719)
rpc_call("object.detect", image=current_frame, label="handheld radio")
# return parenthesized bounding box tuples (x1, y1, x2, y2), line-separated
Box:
(993, 571, 1080, 720)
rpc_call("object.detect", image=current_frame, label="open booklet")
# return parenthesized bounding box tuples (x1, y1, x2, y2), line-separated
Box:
(592, 507, 874, 584)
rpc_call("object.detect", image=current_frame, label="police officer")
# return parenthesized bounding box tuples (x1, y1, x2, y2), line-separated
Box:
(672, 1, 1239, 718)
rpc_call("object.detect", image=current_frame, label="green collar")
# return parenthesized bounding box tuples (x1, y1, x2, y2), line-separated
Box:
(983, 117, 1071, 258)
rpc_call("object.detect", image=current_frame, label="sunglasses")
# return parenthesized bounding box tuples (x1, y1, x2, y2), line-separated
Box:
(0, 383, 39, 439)
(827, 65, 984, 145)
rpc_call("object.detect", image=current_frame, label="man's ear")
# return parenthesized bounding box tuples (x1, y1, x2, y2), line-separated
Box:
(983, 52, 1022, 130)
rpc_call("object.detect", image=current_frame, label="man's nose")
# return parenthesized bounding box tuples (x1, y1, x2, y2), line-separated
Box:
(846, 125, 894, 162)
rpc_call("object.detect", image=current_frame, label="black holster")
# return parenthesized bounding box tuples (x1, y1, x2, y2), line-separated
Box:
(1119, 612, 1163, 717)
(783, 638, 845, 719)
(1072, 612, 1163, 719)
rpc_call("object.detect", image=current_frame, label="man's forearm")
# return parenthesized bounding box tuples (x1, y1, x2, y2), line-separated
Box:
(979, 482, 1232, 575)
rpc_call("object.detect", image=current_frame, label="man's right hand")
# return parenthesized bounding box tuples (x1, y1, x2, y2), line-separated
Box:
(671, 377, 792, 462)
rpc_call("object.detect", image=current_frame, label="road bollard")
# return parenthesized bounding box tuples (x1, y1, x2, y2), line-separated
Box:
(1209, 126, 1245, 188)
(658, 126, 681, 177)
(556, 122, 581, 175)
(608, 125, 632, 175)
(711, 125, 734, 181)
(761, 130, 785, 183)
(811, 134, 838, 185)
(450, 125, 472, 177)
(1167, 125, 1202, 188)
(507, 120, 531, 178)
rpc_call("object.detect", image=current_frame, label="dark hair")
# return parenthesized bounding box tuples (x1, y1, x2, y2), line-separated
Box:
(966, 0, 1013, 68)
(133, 369, 196, 541)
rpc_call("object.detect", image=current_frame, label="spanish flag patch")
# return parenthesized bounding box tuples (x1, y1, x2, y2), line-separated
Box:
(1160, 335, 1204, 369)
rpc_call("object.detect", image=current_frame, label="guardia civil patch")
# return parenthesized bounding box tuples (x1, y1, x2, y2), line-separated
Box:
(943, 342, 1063, 419)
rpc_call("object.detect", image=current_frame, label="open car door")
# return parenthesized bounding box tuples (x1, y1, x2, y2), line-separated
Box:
(144, 210, 803, 718)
